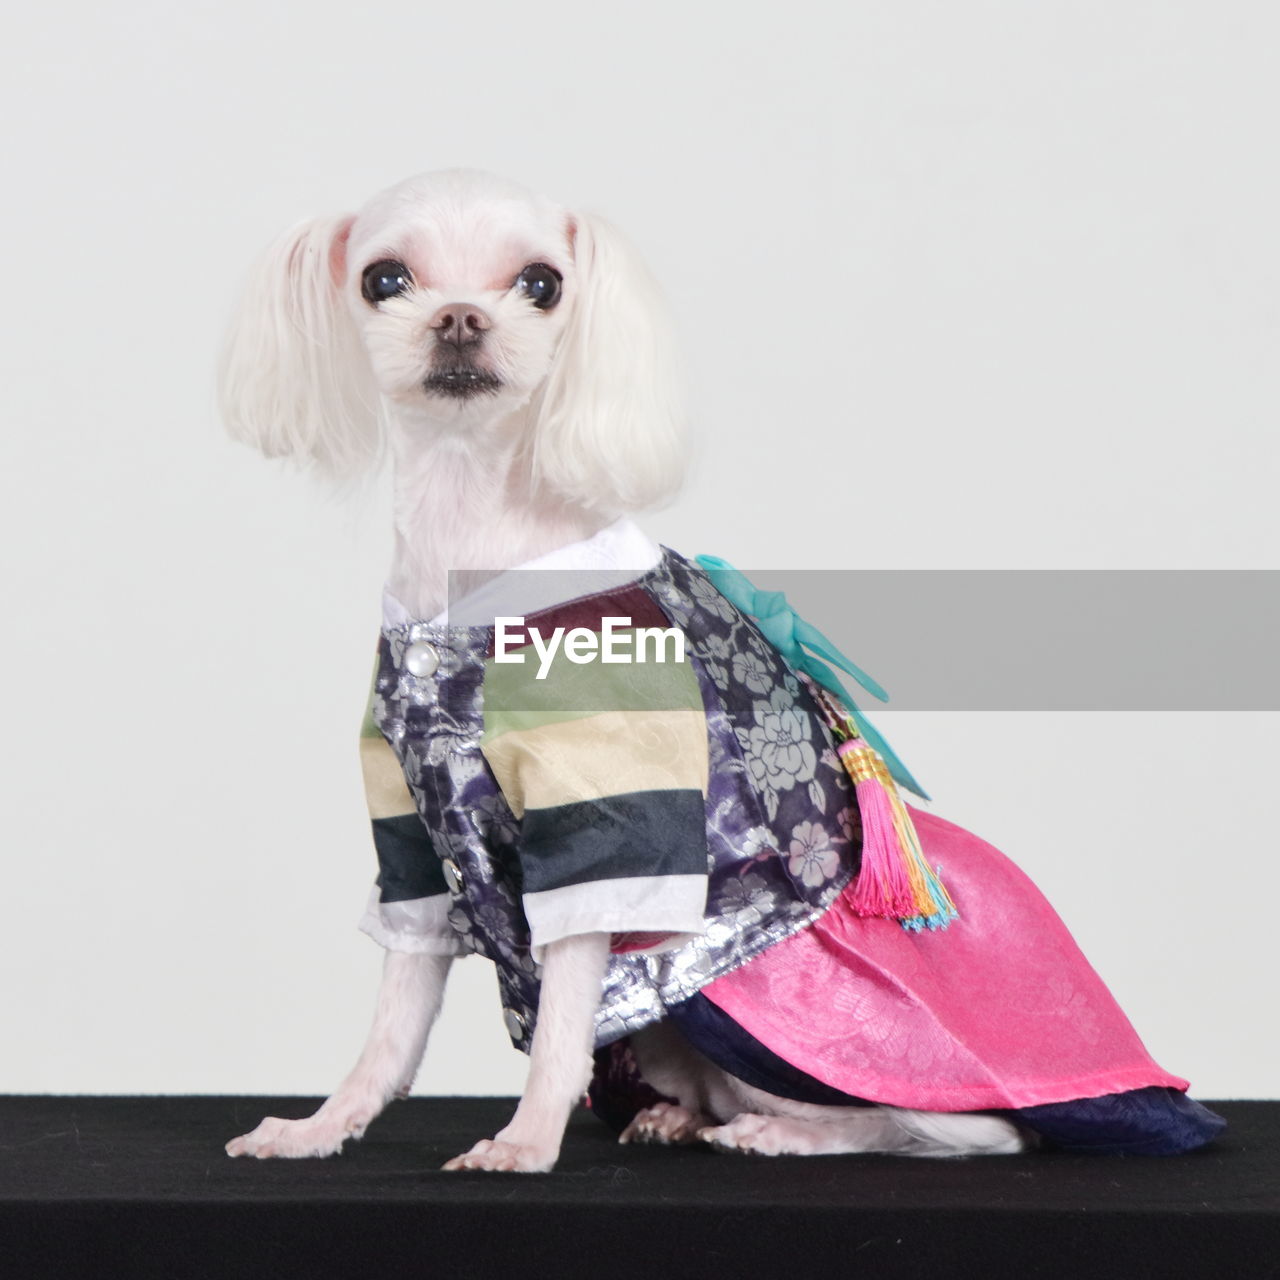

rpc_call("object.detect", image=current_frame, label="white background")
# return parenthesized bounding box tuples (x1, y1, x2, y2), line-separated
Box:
(1, 2, 1275, 1102)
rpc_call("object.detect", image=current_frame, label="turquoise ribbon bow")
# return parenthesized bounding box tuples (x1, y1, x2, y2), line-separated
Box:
(694, 555, 928, 799)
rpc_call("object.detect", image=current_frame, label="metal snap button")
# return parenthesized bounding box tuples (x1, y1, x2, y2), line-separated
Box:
(404, 641, 440, 678)
(441, 858, 463, 894)
(503, 1007, 527, 1040)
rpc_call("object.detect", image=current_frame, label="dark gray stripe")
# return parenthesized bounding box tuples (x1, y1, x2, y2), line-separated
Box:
(520, 790, 708, 893)
(373, 814, 448, 903)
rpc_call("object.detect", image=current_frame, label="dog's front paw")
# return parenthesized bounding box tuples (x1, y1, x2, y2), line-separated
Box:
(442, 1137, 557, 1173)
(226, 1112, 365, 1160)
(619, 1102, 706, 1146)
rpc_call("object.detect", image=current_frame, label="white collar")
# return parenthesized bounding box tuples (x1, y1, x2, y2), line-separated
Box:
(381, 517, 664, 631)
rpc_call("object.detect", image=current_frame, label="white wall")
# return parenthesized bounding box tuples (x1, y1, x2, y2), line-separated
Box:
(1, 1, 1275, 1100)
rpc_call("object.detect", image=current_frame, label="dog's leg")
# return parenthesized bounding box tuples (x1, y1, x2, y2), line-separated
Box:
(227, 950, 453, 1158)
(698, 1106, 1029, 1157)
(630, 1019, 1028, 1158)
(616, 1020, 724, 1144)
(443, 931, 610, 1172)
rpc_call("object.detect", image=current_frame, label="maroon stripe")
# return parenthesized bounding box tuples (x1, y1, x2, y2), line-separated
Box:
(484, 583, 671, 657)
(610, 931, 676, 954)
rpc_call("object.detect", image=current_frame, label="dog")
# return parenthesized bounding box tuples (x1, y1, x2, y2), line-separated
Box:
(218, 168, 1221, 1171)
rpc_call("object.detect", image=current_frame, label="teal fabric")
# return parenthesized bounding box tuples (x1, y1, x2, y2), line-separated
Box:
(694, 555, 927, 798)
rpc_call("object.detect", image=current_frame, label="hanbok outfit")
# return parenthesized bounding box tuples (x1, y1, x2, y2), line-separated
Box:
(358, 519, 1223, 1155)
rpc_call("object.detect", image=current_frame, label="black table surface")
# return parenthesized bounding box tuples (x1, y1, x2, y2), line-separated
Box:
(1, 1096, 1276, 1278)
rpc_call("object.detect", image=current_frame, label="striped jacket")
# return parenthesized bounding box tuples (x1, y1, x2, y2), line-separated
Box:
(358, 520, 858, 1051)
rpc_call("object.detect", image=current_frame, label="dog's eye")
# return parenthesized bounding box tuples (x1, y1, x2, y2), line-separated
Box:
(361, 259, 414, 305)
(514, 262, 562, 311)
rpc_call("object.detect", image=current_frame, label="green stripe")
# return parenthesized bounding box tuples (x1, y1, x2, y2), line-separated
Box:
(483, 633, 702, 742)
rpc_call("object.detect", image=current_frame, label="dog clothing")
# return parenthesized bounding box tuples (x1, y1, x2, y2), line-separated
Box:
(358, 519, 1224, 1153)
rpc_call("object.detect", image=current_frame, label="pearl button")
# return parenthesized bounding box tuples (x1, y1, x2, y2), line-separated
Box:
(503, 1007, 527, 1040)
(441, 858, 463, 894)
(404, 641, 440, 678)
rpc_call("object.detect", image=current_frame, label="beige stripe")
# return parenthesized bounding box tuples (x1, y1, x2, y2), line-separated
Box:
(481, 707, 709, 819)
(360, 736, 417, 820)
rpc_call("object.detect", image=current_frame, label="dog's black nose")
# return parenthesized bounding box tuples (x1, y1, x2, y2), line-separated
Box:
(429, 303, 491, 347)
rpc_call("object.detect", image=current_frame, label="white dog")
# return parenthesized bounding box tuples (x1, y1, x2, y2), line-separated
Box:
(220, 168, 1188, 1172)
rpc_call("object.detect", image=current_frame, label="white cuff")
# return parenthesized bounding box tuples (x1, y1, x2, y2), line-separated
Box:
(357, 885, 470, 956)
(522, 874, 708, 962)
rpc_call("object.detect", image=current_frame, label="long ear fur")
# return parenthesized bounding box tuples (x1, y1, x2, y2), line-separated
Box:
(531, 212, 687, 513)
(218, 215, 382, 475)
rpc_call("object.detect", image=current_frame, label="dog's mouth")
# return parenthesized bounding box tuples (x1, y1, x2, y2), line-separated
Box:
(423, 367, 504, 399)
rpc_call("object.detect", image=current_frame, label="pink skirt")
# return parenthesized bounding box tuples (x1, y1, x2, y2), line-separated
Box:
(699, 807, 1187, 1112)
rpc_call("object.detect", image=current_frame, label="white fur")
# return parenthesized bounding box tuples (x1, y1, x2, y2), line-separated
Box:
(442, 932, 611, 1172)
(221, 168, 1029, 1170)
(226, 951, 451, 1159)
(220, 167, 686, 617)
(219, 213, 383, 474)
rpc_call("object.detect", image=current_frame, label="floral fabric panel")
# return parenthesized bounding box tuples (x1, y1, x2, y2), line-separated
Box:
(356, 662, 464, 955)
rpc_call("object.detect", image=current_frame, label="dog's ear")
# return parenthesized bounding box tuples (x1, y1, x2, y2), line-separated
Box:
(218, 214, 382, 476)
(530, 211, 687, 513)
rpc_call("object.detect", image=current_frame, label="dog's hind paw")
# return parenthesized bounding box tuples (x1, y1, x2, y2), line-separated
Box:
(619, 1102, 707, 1146)
(696, 1113, 810, 1156)
(226, 1112, 364, 1159)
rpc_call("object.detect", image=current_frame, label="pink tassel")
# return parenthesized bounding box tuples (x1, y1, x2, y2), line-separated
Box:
(838, 737, 958, 930)
(802, 676, 956, 930)
(848, 765, 919, 919)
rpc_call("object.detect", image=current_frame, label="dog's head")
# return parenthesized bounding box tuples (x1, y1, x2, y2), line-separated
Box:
(219, 168, 685, 513)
